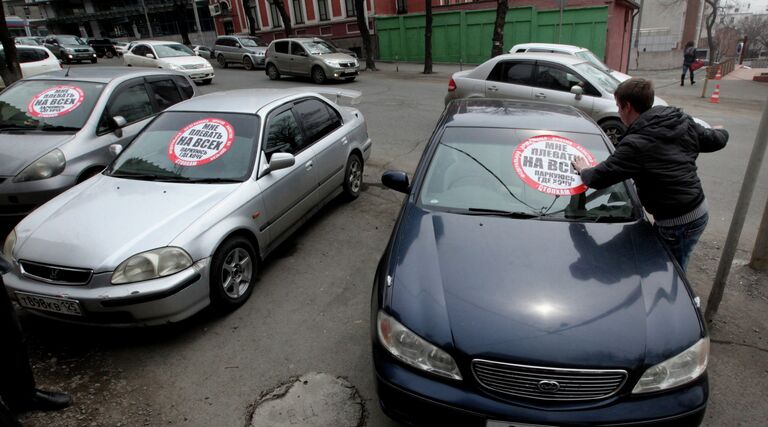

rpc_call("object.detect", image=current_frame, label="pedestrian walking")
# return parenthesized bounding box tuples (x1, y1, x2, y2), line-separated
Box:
(572, 78, 729, 270)
(0, 256, 71, 421)
(682, 41, 696, 86)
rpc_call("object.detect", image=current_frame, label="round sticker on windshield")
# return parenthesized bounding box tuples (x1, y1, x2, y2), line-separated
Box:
(167, 118, 235, 167)
(512, 135, 597, 196)
(27, 85, 85, 118)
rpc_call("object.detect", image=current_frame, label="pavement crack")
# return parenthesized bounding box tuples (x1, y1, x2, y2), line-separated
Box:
(711, 338, 768, 354)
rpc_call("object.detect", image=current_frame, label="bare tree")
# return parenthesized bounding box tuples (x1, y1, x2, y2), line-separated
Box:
(704, 0, 720, 64)
(270, 0, 292, 37)
(738, 14, 768, 56)
(245, 0, 258, 36)
(172, 0, 191, 45)
(0, 5, 22, 85)
(424, 0, 433, 73)
(354, 0, 376, 70)
(491, 0, 509, 57)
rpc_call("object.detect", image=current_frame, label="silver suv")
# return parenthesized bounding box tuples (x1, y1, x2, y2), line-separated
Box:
(265, 38, 359, 84)
(214, 35, 267, 70)
(44, 35, 97, 64)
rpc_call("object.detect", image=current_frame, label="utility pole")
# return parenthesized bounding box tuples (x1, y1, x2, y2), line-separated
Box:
(140, 0, 153, 38)
(191, 0, 203, 43)
(751, 196, 768, 270)
(705, 98, 768, 322)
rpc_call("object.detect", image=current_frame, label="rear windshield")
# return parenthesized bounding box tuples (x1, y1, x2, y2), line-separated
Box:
(0, 80, 105, 132)
(418, 127, 637, 222)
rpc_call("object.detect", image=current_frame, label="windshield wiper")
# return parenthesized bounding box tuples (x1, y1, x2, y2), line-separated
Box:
(466, 208, 537, 219)
(0, 124, 37, 131)
(109, 171, 188, 182)
(184, 178, 242, 184)
(39, 125, 80, 132)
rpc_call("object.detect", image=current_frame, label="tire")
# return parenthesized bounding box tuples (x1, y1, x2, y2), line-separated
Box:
(217, 54, 227, 68)
(209, 236, 258, 311)
(243, 56, 254, 71)
(266, 63, 280, 80)
(311, 66, 327, 84)
(600, 119, 626, 146)
(342, 153, 363, 201)
(105, 51, 114, 59)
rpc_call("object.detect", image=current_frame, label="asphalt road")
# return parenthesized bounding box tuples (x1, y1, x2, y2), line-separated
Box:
(8, 57, 768, 426)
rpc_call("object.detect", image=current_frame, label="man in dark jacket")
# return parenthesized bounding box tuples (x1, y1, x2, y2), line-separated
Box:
(682, 41, 696, 86)
(572, 78, 728, 270)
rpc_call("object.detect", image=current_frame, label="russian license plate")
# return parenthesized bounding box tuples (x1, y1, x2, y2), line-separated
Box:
(16, 292, 82, 316)
(487, 422, 554, 427)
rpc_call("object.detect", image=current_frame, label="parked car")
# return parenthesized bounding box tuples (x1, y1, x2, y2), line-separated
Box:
(0, 45, 61, 78)
(14, 37, 42, 46)
(372, 98, 709, 427)
(87, 38, 119, 58)
(213, 35, 267, 70)
(510, 43, 631, 82)
(265, 38, 359, 84)
(191, 44, 214, 59)
(291, 35, 358, 59)
(114, 41, 130, 56)
(124, 40, 215, 84)
(43, 34, 97, 64)
(1, 88, 371, 326)
(0, 67, 196, 218)
(445, 52, 668, 143)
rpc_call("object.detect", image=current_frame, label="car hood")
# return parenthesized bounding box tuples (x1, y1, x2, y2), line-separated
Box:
(245, 46, 267, 54)
(0, 133, 76, 176)
(320, 53, 356, 62)
(388, 207, 703, 370)
(62, 44, 92, 50)
(15, 175, 240, 271)
(161, 55, 211, 67)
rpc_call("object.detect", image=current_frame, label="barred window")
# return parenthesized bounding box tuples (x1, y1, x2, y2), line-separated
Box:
(270, 2, 281, 28)
(292, 0, 304, 24)
(345, 0, 356, 17)
(318, 0, 330, 21)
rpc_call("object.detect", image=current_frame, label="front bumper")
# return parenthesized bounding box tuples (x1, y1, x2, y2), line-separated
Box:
(0, 174, 78, 217)
(246, 54, 266, 67)
(63, 52, 97, 61)
(2, 258, 211, 326)
(373, 345, 707, 427)
(327, 65, 359, 80)
(181, 68, 215, 82)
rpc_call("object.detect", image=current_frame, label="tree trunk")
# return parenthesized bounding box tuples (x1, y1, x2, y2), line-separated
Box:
(355, 0, 376, 70)
(705, 0, 718, 65)
(272, 0, 292, 37)
(491, 0, 509, 57)
(174, 0, 191, 45)
(424, 0, 433, 73)
(246, 0, 258, 36)
(0, 5, 22, 86)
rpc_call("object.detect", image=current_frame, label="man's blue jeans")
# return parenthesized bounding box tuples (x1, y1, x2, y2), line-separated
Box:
(654, 213, 709, 271)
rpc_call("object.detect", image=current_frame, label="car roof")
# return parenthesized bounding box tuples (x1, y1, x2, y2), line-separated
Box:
(491, 52, 587, 65)
(24, 66, 184, 84)
(443, 98, 602, 134)
(134, 40, 182, 46)
(511, 43, 585, 53)
(166, 89, 302, 114)
(272, 38, 316, 43)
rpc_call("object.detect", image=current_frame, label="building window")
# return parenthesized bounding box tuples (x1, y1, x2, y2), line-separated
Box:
(318, 0, 330, 21)
(270, 2, 282, 28)
(292, 0, 304, 24)
(396, 0, 407, 14)
(345, 0, 356, 17)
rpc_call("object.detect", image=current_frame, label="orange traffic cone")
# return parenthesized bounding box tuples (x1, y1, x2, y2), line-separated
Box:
(709, 84, 721, 103)
(714, 68, 722, 80)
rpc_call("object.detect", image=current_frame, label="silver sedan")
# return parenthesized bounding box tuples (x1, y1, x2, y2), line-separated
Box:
(1, 88, 372, 326)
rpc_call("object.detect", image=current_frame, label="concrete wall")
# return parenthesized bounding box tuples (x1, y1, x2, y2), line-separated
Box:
(628, 48, 682, 71)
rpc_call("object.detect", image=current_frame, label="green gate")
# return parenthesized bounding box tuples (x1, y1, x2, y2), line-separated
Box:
(376, 6, 608, 64)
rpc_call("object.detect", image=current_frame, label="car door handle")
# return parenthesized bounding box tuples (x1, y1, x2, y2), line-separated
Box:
(535, 93, 547, 99)
(305, 161, 313, 171)
(488, 86, 498, 92)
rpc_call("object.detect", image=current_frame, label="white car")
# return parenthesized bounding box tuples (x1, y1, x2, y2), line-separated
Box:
(124, 40, 215, 84)
(509, 43, 632, 82)
(0, 45, 61, 78)
(114, 42, 129, 56)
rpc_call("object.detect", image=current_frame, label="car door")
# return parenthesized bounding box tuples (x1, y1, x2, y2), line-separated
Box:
(532, 62, 596, 115)
(129, 44, 151, 67)
(289, 41, 311, 76)
(485, 60, 534, 101)
(293, 97, 346, 198)
(272, 40, 290, 74)
(257, 104, 320, 244)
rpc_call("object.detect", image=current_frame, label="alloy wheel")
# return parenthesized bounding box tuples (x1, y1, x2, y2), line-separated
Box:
(221, 248, 252, 299)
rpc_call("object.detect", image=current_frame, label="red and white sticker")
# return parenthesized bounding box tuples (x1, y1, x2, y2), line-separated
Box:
(27, 85, 85, 118)
(167, 118, 235, 167)
(512, 135, 597, 196)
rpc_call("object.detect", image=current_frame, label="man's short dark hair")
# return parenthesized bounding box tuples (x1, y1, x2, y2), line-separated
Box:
(615, 78, 655, 114)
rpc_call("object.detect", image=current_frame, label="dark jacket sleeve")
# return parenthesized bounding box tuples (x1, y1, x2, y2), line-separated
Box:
(580, 140, 642, 190)
(693, 123, 729, 153)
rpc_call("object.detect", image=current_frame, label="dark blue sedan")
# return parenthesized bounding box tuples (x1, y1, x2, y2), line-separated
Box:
(371, 99, 709, 426)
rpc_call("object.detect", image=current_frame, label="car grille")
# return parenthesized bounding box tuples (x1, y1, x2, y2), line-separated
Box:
(182, 64, 206, 70)
(472, 359, 627, 401)
(339, 62, 356, 68)
(75, 48, 90, 53)
(19, 260, 93, 285)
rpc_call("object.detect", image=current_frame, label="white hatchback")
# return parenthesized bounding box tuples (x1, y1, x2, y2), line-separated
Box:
(124, 40, 215, 84)
(0, 45, 61, 78)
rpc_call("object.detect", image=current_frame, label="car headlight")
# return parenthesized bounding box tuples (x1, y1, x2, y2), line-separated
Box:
(377, 310, 462, 380)
(323, 59, 341, 67)
(168, 63, 183, 70)
(632, 337, 709, 394)
(3, 229, 16, 260)
(13, 149, 66, 183)
(111, 247, 193, 284)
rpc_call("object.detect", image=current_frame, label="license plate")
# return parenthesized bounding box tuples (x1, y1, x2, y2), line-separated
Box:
(16, 292, 82, 316)
(487, 422, 554, 427)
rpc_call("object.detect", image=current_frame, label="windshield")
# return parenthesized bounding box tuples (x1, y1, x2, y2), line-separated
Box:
(302, 41, 336, 55)
(418, 127, 636, 222)
(239, 37, 264, 47)
(0, 80, 105, 132)
(57, 36, 86, 45)
(155, 43, 195, 58)
(574, 62, 619, 94)
(574, 50, 610, 73)
(107, 112, 260, 182)
(16, 38, 41, 45)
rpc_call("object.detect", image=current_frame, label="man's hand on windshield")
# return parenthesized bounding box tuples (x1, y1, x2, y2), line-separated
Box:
(571, 156, 592, 175)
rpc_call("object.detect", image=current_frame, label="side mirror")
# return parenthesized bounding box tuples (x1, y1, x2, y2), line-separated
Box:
(145, 53, 155, 59)
(571, 85, 584, 100)
(108, 143, 123, 157)
(260, 152, 295, 177)
(235, 43, 241, 48)
(382, 170, 410, 194)
(110, 115, 127, 137)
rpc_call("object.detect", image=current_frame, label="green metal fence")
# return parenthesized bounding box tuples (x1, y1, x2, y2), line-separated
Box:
(376, 6, 608, 64)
